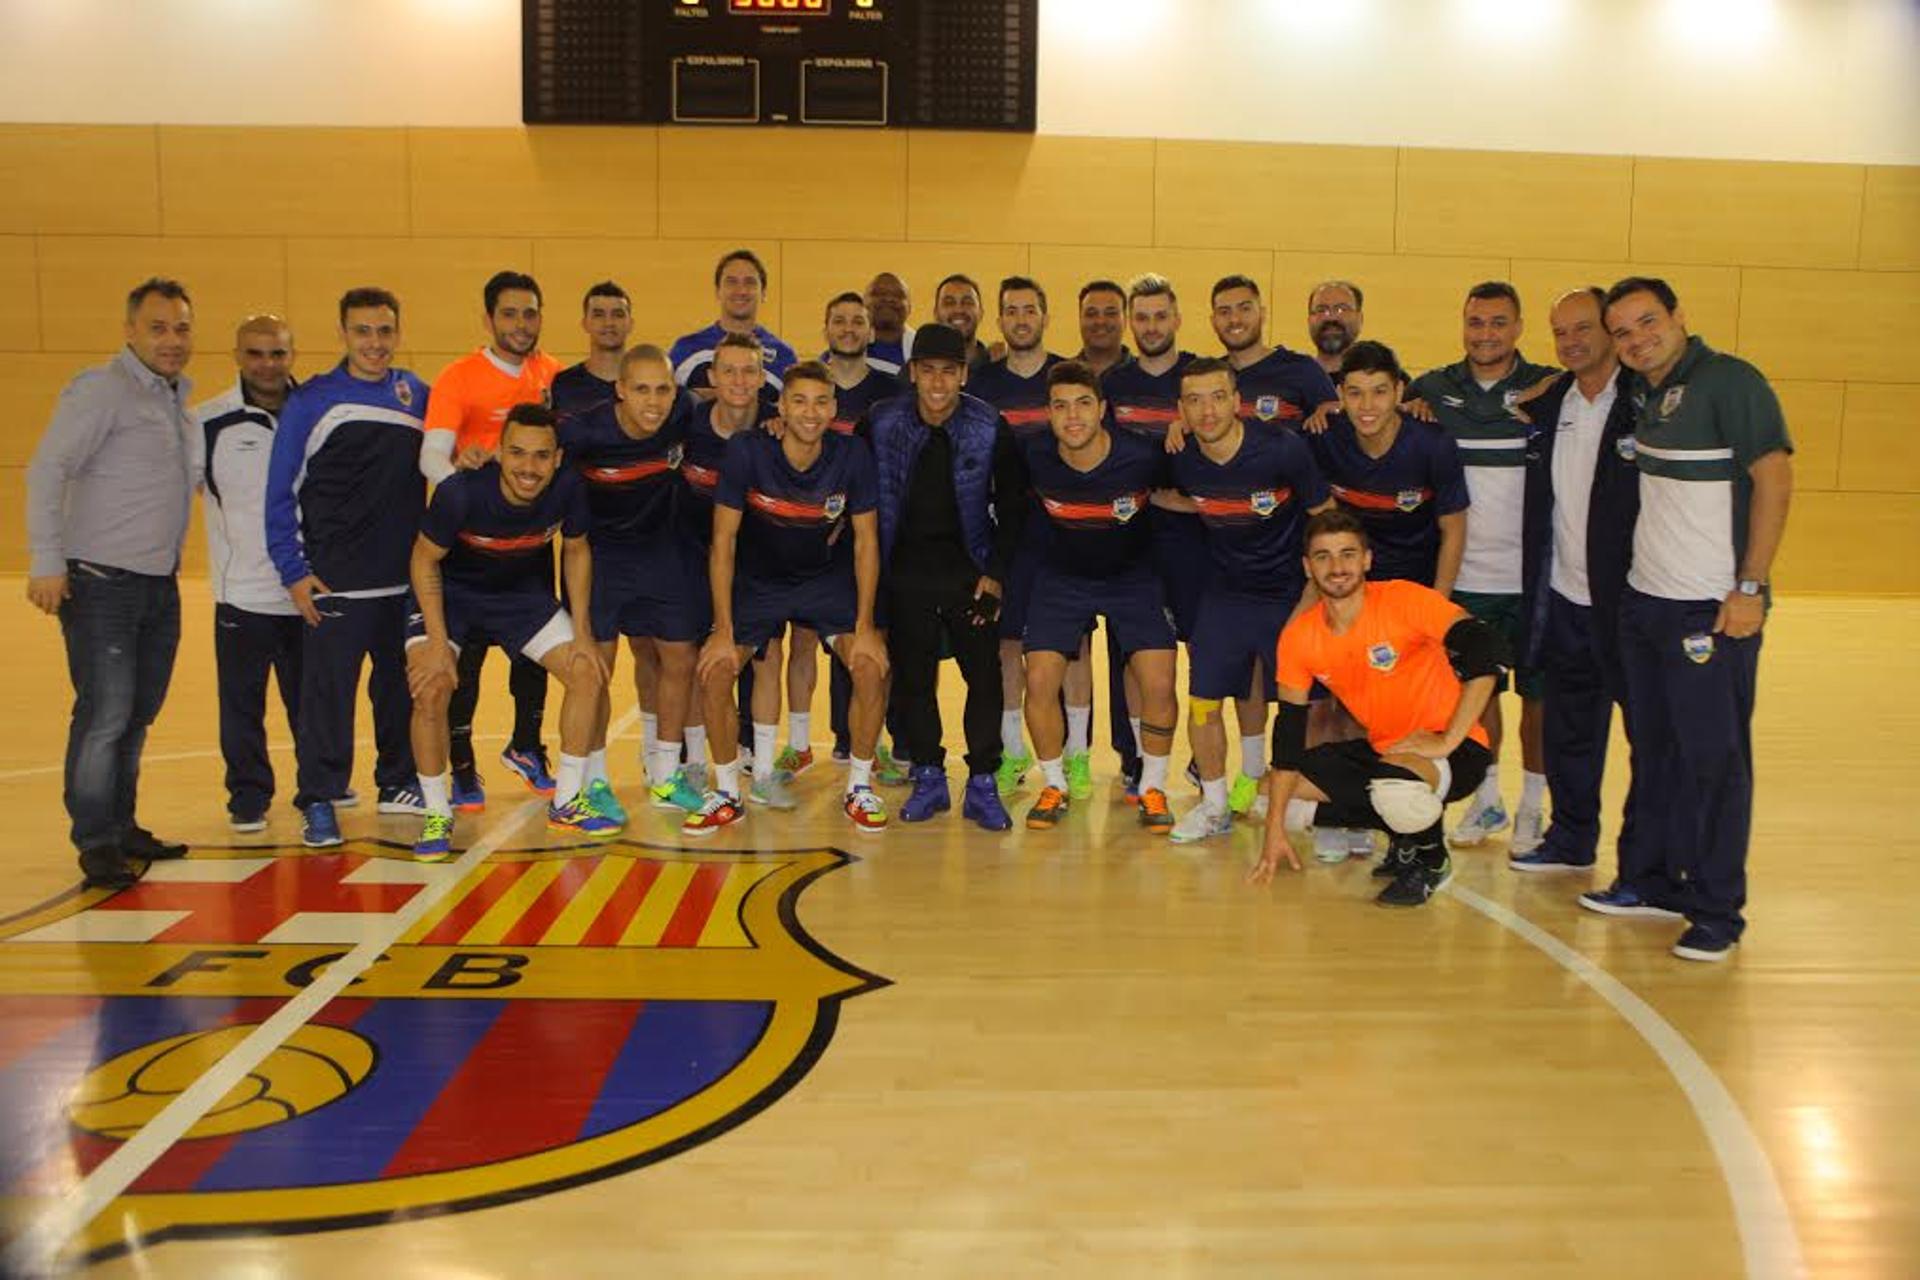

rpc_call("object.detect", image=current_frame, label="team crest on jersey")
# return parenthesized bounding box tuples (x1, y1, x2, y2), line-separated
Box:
(1368, 642, 1399, 672)
(1659, 386, 1686, 419)
(1501, 389, 1520, 410)
(1441, 395, 1466, 409)
(1254, 395, 1281, 422)
(823, 493, 847, 520)
(0, 842, 884, 1265)
(1249, 490, 1279, 518)
(667, 442, 685, 469)
(392, 376, 414, 409)
(1682, 632, 1715, 664)
(1112, 494, 1140, 522)
(1395, 489, 1425, 512)
(1615, 434, 1637, 461)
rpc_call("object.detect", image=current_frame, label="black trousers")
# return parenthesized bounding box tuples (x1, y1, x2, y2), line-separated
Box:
(885, 582, 1003, 777)
(1300, 737, 1492, 866)
(294, 593, 413, 806)
(1541, 589, 1639, 862)
(448, 645, 548, 774)
(214, 603, 303, 818)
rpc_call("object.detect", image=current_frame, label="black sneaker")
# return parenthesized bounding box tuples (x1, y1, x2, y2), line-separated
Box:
(79, 845, 142, 890)
(1671, 923, 1738, 962)
(124, 827, 188, 861)
(1376, 854, 1453, 908)
(1372, 834, 1419, 879)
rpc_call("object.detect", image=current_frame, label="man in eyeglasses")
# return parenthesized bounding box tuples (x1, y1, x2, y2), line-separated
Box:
(1307, 280, 1364, 379)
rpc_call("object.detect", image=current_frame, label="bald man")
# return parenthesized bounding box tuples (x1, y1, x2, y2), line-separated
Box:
(191, 315, 308, 832)
(864, 271, 915, 374)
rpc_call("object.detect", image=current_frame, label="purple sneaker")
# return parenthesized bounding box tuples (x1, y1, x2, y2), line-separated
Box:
(962, 773, 1013, 832)
(900, 765, 950, 823)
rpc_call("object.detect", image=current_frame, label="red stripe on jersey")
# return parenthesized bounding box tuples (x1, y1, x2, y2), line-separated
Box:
(1001, 406, 1049, 426)
(749, 489, 831, 520)
(1191, 488, 1294, 518)
(584, 459, 674, 485)
(682, 464, 719, 494)
(1114, 404, 1177, 425)
(457, 526, 559, 553)
(829, 417, 858, 435)
(1040, 489, 1149, 522)
(1331, 483, 1430, 512)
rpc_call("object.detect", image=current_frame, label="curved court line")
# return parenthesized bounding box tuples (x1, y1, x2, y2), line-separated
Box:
(3, 707, 639, 1279)
(1442, 881, 1807, 1280)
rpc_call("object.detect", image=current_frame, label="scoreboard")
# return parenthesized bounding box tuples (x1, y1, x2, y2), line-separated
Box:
(522, 0, 1039, 130)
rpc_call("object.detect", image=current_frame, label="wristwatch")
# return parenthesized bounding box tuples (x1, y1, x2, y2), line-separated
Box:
(1736, 579, 1765, 597)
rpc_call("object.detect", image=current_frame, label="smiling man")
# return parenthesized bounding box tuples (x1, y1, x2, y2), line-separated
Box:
(551, 281, 634, 421)
(670, 248, 796, 398)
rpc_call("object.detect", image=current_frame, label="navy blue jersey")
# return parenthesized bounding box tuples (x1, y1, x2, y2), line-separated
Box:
(828, 366, 899, 436)
(421, 463, 588, 595)
(867, 335, 907, 376)
(1232, 347, 1336, 429)
(668, 322, 796, 394)
(1025, 428, 1168, 578)
(679, 399, 774, 546)
(560, 394, 692, 549)
(969, 354, 1064, 446)
(1309, 416, 1469, 586)
(1171, 425, 1329, 594)
(550, 363, 617, 423)
(1103, 352, 1193, 442)
(716, 430, 877, 587)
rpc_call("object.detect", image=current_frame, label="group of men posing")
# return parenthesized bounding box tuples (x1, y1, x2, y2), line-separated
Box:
(26, 248, 1792, 960)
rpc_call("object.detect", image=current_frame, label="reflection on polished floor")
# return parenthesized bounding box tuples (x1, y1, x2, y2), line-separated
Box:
(1, 581, 1915, 1278)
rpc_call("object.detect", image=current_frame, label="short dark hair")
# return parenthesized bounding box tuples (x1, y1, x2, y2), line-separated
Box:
(1211, 274, 1263, 304)
(338, 286, 401, 326)
(824, 290, 867, 320)
(1128, 273, 1177, 307)
(714, 331, 763, 359)
(1308, 279, 1364, 311)
(1603, 275, 1680, 316)
(1078, 279, 1125, 306)
(501, 402, 558, 439)
(1179, 355, 1236, 389)
(1465, 280, 1521, 315)
(714, 249, 769, 290)
(935, 272, 981, 301)
(998, 274, 1048, 313)
(782, 359, 833, 392)
(484, 270, 542, 314)
(1337, 340, 1409, 385)
(1305, 507, 1369, 551)
(582, 280, 630, 312)
(126, 276, 191, 319)
(1046, 360, 1101, 396)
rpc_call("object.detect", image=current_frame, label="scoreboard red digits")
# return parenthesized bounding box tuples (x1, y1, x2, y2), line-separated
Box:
(728, 0, 832, 15)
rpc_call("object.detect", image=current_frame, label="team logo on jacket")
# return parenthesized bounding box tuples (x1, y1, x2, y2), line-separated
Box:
(0, 843, 884, 1265)
(1249, 490, 1278, 517)
(1615, 435, 1637, 461)
(1395, 489, 1426, 512)
(1111, 494, 1140, 522)
(1440, 395, 1465, 409)
(668, 442, 686, 469)
(393, 377, 414, 409)
(1254, 395, 1281, 421)
(823, 493, 847, 520)
(1367, 642, 1399, 672)
(1682, 632, 1715, 664)
(1659, 386, 1686, 419)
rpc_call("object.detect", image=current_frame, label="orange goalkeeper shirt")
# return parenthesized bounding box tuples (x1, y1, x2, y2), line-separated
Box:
(425, 348, 561, 453)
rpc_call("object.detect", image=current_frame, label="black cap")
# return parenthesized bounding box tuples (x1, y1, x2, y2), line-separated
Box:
(909, 322, 969, 366)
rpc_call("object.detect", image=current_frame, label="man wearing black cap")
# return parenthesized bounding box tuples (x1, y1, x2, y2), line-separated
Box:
(864, 323, 1024, 831)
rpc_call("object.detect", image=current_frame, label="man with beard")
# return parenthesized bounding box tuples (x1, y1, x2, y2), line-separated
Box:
(933, 273, 994, 373)
(1075, 280, 1130, 377)
(670, 248, 796, 398)
(864, 271, 915, 375)
(550, 281, 633, 421)
(1307, 280, 1364, 379)
(420, 271, 562, 808)
(1250, 511, 1507, 908)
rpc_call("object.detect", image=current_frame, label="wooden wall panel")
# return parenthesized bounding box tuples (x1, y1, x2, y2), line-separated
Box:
(1631, 158, 1865, 269)
(0, 125, 160, 236)
(410, 127, 659, 239)
(1773, 492, 1920, 594)
(1738, 268, 1920, 384)
(284, 237, 534, 358)
(36, 236, 286, 354)
(160, 127, 409, 238)
(1506, 260, 1742, 357)
(0, 237, 40, 352)
(907, 134, 1155, 247)
(1152, 141, 1396, 254)
(658, 128, 903, 243)
(1836, 384, 1920, 494)
(531, 238, 782, 356)
(1275, 252, 1512, 375)
(1396, 149, 1631, 261)
(1771, 380, 1844, 493)
(1857, 167, 1920, 272)
(0, 352, 115, 466)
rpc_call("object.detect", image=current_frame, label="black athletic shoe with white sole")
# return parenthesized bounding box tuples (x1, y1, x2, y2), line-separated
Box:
(1376, 854, 1452, 908)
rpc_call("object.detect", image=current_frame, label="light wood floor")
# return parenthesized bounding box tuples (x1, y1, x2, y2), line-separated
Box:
(1, 580, 1915, 1278)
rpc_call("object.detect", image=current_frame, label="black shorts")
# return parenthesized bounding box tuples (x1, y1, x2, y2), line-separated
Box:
(1288, 735, 1492, 820)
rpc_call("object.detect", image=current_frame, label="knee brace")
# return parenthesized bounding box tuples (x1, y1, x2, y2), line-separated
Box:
(1190, 697, 1221, 727)
(1368, 776, 1443, 834)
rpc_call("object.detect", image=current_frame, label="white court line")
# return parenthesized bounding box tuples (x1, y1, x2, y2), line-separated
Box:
(3, 706, 640, 1277)
(1442, 881, 1807, 1280)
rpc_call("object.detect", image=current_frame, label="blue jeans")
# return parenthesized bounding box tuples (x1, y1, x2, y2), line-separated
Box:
(58, 561, 180, 851)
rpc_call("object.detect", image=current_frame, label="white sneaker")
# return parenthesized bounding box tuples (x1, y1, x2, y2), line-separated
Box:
(1169, 803, 1233, 845)
(749, 770, 798, 810)
(1509, 808, 1545, 855)
(1345, 828, 1376, 856)
(1312, 826, 1352, 864)
(1448, 796, 1509, 847)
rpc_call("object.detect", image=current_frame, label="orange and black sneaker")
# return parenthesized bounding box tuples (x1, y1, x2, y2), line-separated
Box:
(1136, 787, 1173, 833)
(1025, 785, 1070, 830)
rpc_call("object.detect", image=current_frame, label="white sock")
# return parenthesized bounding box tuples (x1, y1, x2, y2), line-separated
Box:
(641, 712, 659, 755)
(848, 757, 874, 790)
(555, 753, 587, 806)
(1141, 752, 1170, 792)
(685, 724, 708, 766)
(1285, 797, 1317, 832)
(648, 743, 680, 787)
(1476, 772, 1503, 808)
(1129, 716, 1142, 747)
(1520, 769, 1546, 814)
(419, 771, 452, 817)
(716, 756, 744, 798)
(1200, 776, 1228, 814)
(586, 749, 609, 786)
(1240, 734, 1266, 779)
(1040, 756, 1068, 791)
(753, 722, 779, 775)
(1001, 709, 1026, 757)
(1065, 705, 1091, 755)
(789, 711, 811, 751)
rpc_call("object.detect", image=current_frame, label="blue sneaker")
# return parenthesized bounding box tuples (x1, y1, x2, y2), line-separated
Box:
(900, 765, 950, 823)
(1509, 842, 1597, 873)
(962, 773, 1013, 832)
(1579, 884, 1683, 919)
(501, 746, 556, 796)
(377, 785, 427, 816)
(413, 812, 455, 863)
(586, 778, 628, 826)
(1672, 922, 1738, 962)
(452, 770, 485, 813)
(301, 801, 343, 848)
(547, 795, 622, 838)
(1448, 796, 1510, 847)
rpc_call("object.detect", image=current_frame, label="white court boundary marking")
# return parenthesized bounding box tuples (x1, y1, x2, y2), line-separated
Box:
(3, 706, 639, 1277)
(1442, 880, 1807, 1280)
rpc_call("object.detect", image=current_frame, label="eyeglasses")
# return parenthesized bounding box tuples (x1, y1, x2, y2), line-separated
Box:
(1310, 303, 1356, 318)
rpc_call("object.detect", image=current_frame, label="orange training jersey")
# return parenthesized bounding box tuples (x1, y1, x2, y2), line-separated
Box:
(425, 348, 562, 452)
(1275, 578, 1489, 754)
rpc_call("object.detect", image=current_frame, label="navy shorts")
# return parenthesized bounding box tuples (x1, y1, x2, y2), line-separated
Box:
(1152, 513, 1210, 642)
(1188, 584, 1301, 701)
(733, 571, 857, 656)
(1023, 566, 1175, 660)
(407, 586, 571, 663)
(590, 542, 710, 643)
(997, 544, 1041, 640)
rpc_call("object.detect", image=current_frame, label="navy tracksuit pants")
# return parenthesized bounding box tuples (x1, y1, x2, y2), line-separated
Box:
(214, 603, 304, 818)
(294, 594, 414, 807)
(1617, 586, 1761, 938)
(1539, 590, 1638, 864)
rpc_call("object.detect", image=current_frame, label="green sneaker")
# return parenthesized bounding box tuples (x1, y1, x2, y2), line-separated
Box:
(996, 750, 1033, 796)
(875, 744, 911, 786)
(1064, 751, 1094, 801)
(585, 778, 627, 826)
(649, 769, 705, 813)
(1228, 773, 1262, 816)
(413, 812, 455, 863)
(773, 745, 815, 776)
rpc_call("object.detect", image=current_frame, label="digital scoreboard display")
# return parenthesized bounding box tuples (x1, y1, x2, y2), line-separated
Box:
(523, 0, 1037, 131)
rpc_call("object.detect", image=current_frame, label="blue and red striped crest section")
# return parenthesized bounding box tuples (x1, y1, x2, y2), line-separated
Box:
(0, 843, 883, 1264)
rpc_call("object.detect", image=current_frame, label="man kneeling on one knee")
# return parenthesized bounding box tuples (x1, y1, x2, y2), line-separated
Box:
(406, 404, 615, 861)
(1250, 510, 1510, 907)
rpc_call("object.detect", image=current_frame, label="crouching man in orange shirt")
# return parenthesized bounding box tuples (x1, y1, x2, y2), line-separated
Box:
(1250, 509, 1510, 906)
